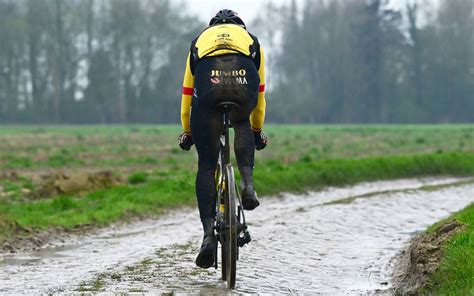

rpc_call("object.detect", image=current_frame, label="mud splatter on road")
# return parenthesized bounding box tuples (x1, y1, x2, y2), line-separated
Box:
(1, 177, 473, 295)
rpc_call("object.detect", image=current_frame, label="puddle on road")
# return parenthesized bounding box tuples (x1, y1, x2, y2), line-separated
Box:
(1, 244, 81, 266)
(1, 177, 473, 295)
(322, 178, 474, 206)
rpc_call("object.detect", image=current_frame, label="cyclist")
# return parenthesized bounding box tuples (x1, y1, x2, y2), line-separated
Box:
(177, 9, 267, 268)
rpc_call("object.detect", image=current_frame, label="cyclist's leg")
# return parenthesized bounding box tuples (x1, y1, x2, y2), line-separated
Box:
(233, 117, 260, 210)
(233, 118, 255, 169)
(192, 104, 221, 222)
(192, 57, 226, 223)
(191, 58, 225, 268)
(228, 57, 260, 210)
(191, 104, 221, 268)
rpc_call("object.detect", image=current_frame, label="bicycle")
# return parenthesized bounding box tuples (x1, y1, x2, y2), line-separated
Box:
(213, 101, 252, 289)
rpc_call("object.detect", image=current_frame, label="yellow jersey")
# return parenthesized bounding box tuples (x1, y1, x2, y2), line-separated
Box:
(180, 24, 266, 133)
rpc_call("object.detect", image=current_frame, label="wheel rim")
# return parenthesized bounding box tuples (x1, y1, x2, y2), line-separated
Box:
(225, 165, 237, 289)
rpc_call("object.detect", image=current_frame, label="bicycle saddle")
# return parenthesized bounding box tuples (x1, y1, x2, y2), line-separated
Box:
(216, 101, 240, 112)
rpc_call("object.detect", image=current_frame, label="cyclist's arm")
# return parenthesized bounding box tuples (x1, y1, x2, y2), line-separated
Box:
(250, 46, 266, 132)
(181, 52, 194, 134)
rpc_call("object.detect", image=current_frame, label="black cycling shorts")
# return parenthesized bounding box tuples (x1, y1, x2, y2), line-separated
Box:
(191, 54, 260, 121)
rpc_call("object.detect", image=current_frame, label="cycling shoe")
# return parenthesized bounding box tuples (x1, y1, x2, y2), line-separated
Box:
(241, 187, 260, 210)
(195, 233, 217, 268)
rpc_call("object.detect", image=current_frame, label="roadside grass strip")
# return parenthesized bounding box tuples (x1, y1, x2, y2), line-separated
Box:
(254, 151, 474, 195)
(1, 151, 473, 245)
(421, 203, 474, 294)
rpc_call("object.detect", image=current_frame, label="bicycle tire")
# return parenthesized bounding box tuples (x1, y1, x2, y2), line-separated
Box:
(215, 155, 227, 281)
(224, 165, 238, 289)
(220, 233, 227, 280)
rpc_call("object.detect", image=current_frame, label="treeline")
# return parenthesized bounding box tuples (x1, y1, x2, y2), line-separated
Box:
(0, 0, 473, 124)
(0, 0, 202, 123)
(265, 0, 474, 123)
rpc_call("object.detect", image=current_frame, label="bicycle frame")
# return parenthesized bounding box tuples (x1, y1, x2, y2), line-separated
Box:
(218, 103, 249, 230)
(214, 102, 251, 289)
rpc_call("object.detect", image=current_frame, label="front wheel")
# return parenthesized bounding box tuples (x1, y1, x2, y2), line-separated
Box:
(224, 165, 238, 289)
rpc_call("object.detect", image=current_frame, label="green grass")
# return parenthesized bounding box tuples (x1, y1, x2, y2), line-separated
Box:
(0, 124, 472, 170)
(421, 204, 474, 294)
(0, 171, 195, 229)
(254, 151, 474, 195)
(128, 171, 148, 184)
(1, 151, 473, 238)
(75, 273, 107, 292)
(0, 177, 35, 204)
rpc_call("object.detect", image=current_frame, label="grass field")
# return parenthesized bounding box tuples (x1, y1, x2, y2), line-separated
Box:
(0, 124, 473, 292)
(0, 124, 472, 170)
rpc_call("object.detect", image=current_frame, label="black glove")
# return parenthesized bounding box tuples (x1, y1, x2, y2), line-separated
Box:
(178, 132, 194, 151)
(253, 130, 267, 151)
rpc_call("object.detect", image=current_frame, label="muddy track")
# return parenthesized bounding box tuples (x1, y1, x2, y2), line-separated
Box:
(1, 177, 473, 295)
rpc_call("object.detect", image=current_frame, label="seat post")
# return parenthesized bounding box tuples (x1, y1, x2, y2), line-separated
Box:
(223, 108, 230, 166)
(216, 101, 239, 166)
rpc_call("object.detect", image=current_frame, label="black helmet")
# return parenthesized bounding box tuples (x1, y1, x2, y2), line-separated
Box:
(209, 9, 246, 29)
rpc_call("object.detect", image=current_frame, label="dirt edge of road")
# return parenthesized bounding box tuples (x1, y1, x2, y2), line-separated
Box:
(393, 219, 466, 294)
(1, 211, 161, 254)
(0, 223, 96, 254)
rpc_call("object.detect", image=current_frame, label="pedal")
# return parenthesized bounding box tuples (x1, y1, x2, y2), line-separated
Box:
(215, 218, 225, 234)
(236, 222, 247, 233)
(238, 230, 251, 247)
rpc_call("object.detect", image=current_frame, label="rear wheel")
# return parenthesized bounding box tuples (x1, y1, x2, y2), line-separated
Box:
(220, 237, 227, 280)
(216, 162, 227, 281)
(224, 165, 238, 289)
